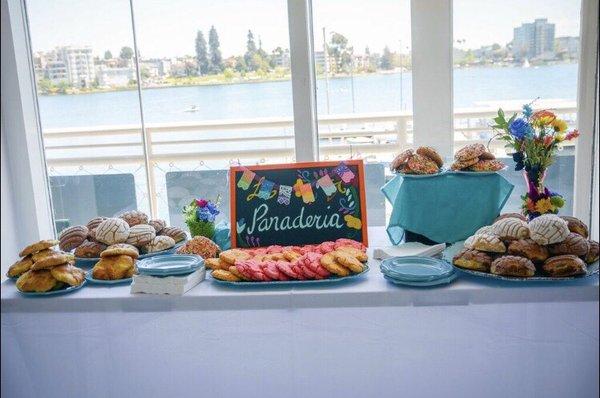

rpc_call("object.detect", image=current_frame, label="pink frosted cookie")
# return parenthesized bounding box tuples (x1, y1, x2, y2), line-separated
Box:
(334, 238, 366, 251)
(282, 246, 303, 254)
(247, 261, 271, 281)
(266, 245, 283, 254)
(235, 261, 257, 281)
(292, 263, 308, 280)
(275, 261, 300, 279)
(300, 245, 317, 255)
(262, 261, 289, 281)
(298, 263, 318, 279)
(317, 241, 336, 254)
(300, 252, 331, 278)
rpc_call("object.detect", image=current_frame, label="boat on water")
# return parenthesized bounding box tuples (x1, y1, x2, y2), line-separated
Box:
(184, 105, 199, 113)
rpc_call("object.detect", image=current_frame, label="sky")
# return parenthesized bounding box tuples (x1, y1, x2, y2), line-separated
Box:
(26, 0, 581, 58)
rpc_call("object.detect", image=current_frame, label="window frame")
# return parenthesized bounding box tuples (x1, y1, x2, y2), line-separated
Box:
(1, 0, 598, 244)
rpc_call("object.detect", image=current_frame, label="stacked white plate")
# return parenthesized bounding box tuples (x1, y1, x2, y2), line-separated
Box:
(380, 256, 457, 287)
(131, 254, 205, 295)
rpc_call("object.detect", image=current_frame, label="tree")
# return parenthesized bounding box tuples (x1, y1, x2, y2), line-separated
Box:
(234, 56, 247, 73)
(119, 46, 134, 60)
(208, 26, 223, 73)
(380, 46, 393, 70)
(104, 50, 113, 60)
(244, 30, 259, 71)
(195, 30, 209, 75)
(328, 32, 353, 73)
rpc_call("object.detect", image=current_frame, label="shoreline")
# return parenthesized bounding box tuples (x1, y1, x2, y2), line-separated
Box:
(38, 62, 578, 97)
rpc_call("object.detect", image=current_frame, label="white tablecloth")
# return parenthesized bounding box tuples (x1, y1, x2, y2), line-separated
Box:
(2, 229, 599, 398)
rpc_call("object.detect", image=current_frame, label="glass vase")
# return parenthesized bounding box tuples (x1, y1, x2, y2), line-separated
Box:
(522, 168, 561, 220)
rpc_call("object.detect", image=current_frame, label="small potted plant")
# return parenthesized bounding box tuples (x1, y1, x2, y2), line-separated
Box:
(491, 102, 579, 220)
(183, 197, 220, 239)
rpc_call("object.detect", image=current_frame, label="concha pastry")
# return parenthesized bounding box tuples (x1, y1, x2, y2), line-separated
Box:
(74, 241, 107, 258)
(126, 224, 156, 247)
(494, 213, 527, 223)
(452, 248, 492, 272)
(160, 227, 187, 243)
(529, 214, 569, 245)
(491, 256, 535, 277)
(118, 210, 149, 227)
(95, 218, 130, 245)
(507, 239, 549, 263)
(86, 217, 107, 232)
(542, 255, 587, 277)
(469, 233, 506, 253)
(58, 225, 89, 251)
(559, 216, 589, 238)
(548, 233, 590, 256)
(102, 243, 139, 258)
(148, 219, 167, 233)
(583, 240, 599, 264)
(492, 218, 529, 240)
(474, 225, 495, 236)
(144, 236, 176, 253)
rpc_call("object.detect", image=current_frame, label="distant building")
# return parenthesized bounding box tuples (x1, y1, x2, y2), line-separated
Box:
(512, 18, 555, 60)
(37, 46, 96, 87)
(314, 51, 337, 73)
(140, 58, 172, 77)
(96, 65, 135, 87)
(555, 36, 579, 59)
(271, 49, 290, 69)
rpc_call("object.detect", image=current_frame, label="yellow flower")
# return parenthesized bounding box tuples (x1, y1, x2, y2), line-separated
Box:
(555, 133, 566, 142)
(551, 119, 568, 132)
(535, 198, 555, 214)
(344, 214, 362, 230)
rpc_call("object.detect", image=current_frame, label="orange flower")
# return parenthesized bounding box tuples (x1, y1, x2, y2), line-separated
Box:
(531, 110, 556, 127)
(535, 198, 555, 214)
(526, 198, 536, 212)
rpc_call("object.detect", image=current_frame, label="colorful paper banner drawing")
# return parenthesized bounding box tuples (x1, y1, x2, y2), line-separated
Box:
(316, 174, 336, 197)
(277, 184, 292, 205)
(300, 183, 315, 204)
(334, 163, 355, 183)
(258, 179, 275, 200)
(237, 169, 256, 190)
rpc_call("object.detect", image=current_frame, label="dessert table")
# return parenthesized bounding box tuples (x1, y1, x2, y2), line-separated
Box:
(2, 228, 598, 398)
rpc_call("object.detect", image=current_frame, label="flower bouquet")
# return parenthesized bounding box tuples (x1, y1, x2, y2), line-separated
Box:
(491, 102, 579, 220)
(183, 198, 220, 239)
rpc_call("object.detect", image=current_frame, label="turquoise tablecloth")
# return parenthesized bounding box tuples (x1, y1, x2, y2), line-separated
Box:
(381, 173, 514, 244)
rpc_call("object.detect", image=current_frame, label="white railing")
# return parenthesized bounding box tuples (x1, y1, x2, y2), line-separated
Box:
(42, 104, 577, 217)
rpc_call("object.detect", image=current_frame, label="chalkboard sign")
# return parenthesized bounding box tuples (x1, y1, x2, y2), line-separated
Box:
(229, 160, 368, 248)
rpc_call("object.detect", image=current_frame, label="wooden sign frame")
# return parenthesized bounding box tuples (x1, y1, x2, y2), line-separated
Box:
(229, 160, 368, 248)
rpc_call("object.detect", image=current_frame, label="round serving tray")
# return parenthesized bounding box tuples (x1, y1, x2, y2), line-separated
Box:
(85, 271, 132, 285)
(211, 264, 370, 287)
(396, 169, 447, 179)
(443, 241, 599, 282)
(450, 166, 508, 176)
(18, 280, 87, 297)
(74, 241, 185, 267)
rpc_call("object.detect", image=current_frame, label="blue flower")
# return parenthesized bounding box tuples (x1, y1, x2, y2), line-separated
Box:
(509, 118, 530, 140)
(196, 207, 216, 223)
(206, 202, 220, 215)
(522, 104, 533, 119)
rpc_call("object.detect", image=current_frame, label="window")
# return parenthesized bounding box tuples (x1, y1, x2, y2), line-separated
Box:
(13, 0, 596, 237)
(26, 0, 149, 232)
(453, 0, 581, 215)
(312, 0, 412, 225)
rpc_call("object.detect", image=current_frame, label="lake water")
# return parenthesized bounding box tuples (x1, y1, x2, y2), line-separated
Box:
(38, 63, 578, 129)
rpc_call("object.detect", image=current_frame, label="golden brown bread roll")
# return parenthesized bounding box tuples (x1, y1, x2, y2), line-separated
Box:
(7, 256, 34, 278)
(543, 255, 587, 277)
(51, 264, 86, 286)
(16, 270, 60, 292)
(92, 255, 135, 280)
(507, 239, 549, 263)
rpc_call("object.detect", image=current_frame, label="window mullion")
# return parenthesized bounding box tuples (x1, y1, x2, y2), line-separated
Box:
(410, 0, 454, 159)
(287, 0, 319, 161)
